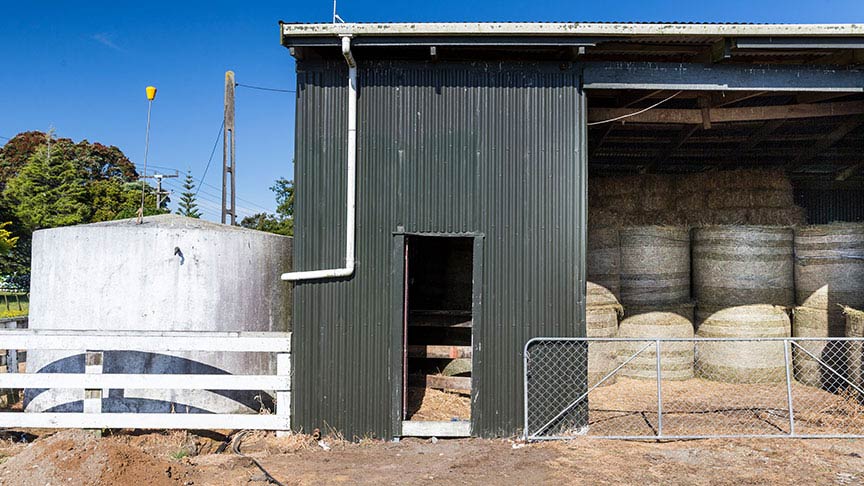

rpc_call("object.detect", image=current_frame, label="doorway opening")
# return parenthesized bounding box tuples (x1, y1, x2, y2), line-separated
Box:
(401, 235, 473, 436)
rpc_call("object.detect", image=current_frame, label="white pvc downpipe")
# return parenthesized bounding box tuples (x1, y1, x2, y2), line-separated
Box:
(282, 36, 357, 281)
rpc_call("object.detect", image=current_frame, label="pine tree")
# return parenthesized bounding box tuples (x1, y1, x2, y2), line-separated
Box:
(176, 170, 201, 219)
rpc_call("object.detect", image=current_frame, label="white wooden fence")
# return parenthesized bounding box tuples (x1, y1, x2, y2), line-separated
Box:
(0, 329, 291, 431)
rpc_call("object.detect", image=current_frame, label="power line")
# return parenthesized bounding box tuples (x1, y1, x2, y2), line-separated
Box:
(0, 135, 10, 141)
(235, 83, 295, 94)
(587, 91, 683, 126)
(196, 119, 224, 198)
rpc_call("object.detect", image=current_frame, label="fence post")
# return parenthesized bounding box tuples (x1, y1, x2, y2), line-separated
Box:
(783, 339, 795, 436)
(84, 351, 103, 415)
(5, 321, 17, 374)
(656, 339, 663, 438)
(3, 320, 18, 406)
(275, 352, 291, 437)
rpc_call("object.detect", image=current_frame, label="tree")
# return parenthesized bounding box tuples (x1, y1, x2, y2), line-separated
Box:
(89, 180, 162, 222)
(272, 177, 294, 220)
(3, 145, 91, 230)
(0, 222, 17, 255)
(176, 170, 201, 218)
(239, 178, 294, 236)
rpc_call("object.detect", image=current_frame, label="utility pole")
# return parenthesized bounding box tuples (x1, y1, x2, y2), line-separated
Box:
(142, 171, 178, 210)
(222, 70, 236, 225)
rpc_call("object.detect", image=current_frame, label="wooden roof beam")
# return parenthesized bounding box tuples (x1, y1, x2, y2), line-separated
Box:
(741, 119, 785, 151)
(587, 100, 864, 124)
(787, 117, 863, 171)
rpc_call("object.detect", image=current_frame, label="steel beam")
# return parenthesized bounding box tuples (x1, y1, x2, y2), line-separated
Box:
(736, 37, 864, 50)
(582, 62, 864, 92)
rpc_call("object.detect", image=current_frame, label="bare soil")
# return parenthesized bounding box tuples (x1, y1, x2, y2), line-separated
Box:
(0, 429, 863, 485)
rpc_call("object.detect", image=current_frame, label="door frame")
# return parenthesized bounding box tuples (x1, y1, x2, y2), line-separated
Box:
(390, 231, 484, 437)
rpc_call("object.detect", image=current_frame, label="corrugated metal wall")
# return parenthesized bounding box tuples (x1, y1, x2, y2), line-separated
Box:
(795, 187, 864, 224)
(292, 59, 586, 439)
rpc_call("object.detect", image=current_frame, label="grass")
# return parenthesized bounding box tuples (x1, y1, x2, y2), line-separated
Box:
(0, 293, 28, 319)
(169, 449, 190, 460)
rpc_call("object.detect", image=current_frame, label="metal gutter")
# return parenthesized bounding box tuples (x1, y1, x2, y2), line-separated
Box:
(281, 22, 864, 39)
(281, 35, 358, 282)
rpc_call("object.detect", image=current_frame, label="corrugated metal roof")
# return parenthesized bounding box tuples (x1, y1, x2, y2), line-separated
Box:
(281, 22, 864, 38)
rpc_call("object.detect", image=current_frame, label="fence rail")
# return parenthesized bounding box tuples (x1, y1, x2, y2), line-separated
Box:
(0, 329, 291, 432)
(524, 337, 864, 440)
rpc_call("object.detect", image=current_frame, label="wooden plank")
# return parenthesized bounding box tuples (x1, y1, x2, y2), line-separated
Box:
(836, 162, 864, 181)
(0, 412, 291, 431)
(276, 352, 291, 437)
(409, 316, 472, 328)
(587, 100, 864, 124)
(401, 420, 470, 437)
(0, 373, 290, 391)
(0, 330, 291, 353)
(410, 374, 472, 391)
(407, 345, 472, 359)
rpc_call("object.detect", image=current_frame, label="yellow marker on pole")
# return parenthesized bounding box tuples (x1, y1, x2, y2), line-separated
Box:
(138, 86, 157, 223)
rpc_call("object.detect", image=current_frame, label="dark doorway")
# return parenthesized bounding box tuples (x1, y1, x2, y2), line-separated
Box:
(402, 236, 474, 427)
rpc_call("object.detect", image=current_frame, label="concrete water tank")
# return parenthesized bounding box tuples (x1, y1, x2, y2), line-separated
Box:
(25, 214, 292, 414)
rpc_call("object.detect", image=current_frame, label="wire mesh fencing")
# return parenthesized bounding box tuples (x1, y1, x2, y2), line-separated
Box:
(524, 337, 864, 440)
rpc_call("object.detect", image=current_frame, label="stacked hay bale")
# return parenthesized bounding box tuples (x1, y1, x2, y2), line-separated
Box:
(696, 305, 791, 383)
(845, 307, 864, 401)
(618, 304, 695, 380)
(586, 227, 622, 387)
(586, 305, 621, 387)
(793, 224, 864, 390)
(587, 227, 621, 307)
(589, 170, 805, 228)
(692, 226, 794, 383)
(617, 226, 694, 380)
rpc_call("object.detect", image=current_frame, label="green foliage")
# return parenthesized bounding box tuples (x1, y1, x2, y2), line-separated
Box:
(176, 170, 201, 219)
(240, 212, 292, 236)
(0, 222, 16, 255)
(0, 130, 157, 285)
(4, 145, 90, 230)
(239, 178, 294, 236)
(272, 177, 294, 219)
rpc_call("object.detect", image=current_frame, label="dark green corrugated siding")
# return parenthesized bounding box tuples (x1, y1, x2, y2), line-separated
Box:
(292, 59, 586, 439)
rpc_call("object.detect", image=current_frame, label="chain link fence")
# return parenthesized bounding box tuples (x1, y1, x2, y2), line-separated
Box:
(524, 337, 864, 440)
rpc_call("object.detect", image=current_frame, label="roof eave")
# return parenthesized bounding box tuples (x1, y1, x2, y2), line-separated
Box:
(279, 22, 864, 39)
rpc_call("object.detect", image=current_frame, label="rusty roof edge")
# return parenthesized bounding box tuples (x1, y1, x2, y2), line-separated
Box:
(279, 22, 864, 38)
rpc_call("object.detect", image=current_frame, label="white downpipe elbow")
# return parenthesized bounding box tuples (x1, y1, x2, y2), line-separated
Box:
(281, 36, 357, 282)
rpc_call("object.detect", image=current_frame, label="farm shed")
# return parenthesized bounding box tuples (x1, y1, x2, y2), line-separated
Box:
(279, 21, 864, 439)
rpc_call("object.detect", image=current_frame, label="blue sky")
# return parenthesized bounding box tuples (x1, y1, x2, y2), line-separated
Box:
(2, 1, 864, 221)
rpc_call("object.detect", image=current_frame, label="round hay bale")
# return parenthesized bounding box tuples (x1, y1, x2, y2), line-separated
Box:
(794, 224, 864, 310)
(619, 226, 690, 306)
(692, 226, 794, 308)
(695, 305, 790, 384)
(442, 359, 472, 377)
(587, 305, 620, 387)
(587, 227, 620, 306)
(845, 307, 864, 401)
(792, 306, 847, 390)
(617, 303, 695, 381)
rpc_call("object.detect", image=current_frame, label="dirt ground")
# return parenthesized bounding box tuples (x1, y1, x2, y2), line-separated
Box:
(0, 429, 863, 485)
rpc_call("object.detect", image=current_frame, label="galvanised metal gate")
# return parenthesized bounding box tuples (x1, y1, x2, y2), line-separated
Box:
(524, 337, 864, 440)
